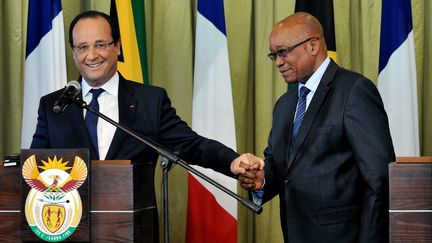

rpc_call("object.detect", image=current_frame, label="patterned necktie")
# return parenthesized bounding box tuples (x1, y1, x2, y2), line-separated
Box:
(292, 86, 311, 141)
(85, 88, 104, 159)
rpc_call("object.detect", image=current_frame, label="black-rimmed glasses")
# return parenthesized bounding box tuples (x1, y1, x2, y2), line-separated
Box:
(267, 37, 317, 61)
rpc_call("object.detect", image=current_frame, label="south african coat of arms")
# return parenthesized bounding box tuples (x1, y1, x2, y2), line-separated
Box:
(22, 155, 87, 242)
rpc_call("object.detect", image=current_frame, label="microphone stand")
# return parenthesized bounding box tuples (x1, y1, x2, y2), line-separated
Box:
(72, 97, 263, 243)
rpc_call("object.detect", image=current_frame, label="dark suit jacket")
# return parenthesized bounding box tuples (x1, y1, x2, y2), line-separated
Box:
(262, 60, 395, 242)
(31, 73, 239, 241)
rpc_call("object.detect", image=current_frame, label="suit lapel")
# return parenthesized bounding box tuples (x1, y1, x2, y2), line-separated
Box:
(105, 77, 138, 159)
(281, 89, 298, 172)
(281, 85, 298, 146)
(285, 60, 339, 173)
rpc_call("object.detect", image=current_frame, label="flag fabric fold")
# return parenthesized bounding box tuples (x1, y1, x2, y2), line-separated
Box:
(186, 0, 237, 242)
(21, 0, 67, 148)
(378, 0, 419, 156)
(110, 0, 149, 84)
(295, 0, 337, 62)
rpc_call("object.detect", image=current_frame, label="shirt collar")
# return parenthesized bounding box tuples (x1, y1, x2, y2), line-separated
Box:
(298, 57, 331, 94)
(82, 72, 119, 98)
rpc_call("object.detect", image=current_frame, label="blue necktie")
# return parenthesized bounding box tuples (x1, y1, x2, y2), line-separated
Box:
(85, 88, 104, 159)
(292, 86, 311, 141)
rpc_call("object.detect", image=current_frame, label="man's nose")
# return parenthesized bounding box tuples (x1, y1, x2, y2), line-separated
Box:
(85, 46, 99, 59)
(275, 55, 284, 66)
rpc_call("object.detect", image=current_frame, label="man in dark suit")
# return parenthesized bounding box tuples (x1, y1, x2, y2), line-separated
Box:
(31, 10, 263, 242)
(239, 12, 395, 242)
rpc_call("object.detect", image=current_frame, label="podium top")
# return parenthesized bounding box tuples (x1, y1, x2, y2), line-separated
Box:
(92, 160, 131, 165)
(395, 156, 432, 163)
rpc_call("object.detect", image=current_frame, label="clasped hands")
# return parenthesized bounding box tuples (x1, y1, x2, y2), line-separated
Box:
(230, 153, 265, 191)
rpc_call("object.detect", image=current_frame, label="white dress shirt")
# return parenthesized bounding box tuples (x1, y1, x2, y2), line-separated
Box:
(296, 57, 330, 113)
(81, 72, 119, 160)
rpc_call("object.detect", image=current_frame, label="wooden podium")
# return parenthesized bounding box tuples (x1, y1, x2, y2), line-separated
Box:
(389, 157, 432, 242)
(0, 160, 158, 243)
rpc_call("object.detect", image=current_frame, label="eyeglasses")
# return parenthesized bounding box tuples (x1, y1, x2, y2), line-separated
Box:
(267, 37, 317, 61)
(72, 40, 115, 54)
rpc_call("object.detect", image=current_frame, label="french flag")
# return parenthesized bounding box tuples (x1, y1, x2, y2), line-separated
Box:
(21, 0, 67, 148)
(378, 0, 419, 156)
(187, 0, 237, 242)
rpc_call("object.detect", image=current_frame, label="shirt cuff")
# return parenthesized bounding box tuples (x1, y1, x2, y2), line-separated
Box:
(251, 179, 265, 205)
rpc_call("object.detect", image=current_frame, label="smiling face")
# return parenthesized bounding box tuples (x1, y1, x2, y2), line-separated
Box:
(71, 16, 121, 87)
(269, 26, 315, 83)
(269, 13, 327, 84)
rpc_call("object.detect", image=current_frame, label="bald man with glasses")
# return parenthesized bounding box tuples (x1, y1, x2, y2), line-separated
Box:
(239, 12, 395, 243)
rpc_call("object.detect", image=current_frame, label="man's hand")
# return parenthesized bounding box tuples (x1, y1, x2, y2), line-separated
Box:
(238, 162, 264, 190)
(230, 153, 264, 175)
(230, 153, 264, 191)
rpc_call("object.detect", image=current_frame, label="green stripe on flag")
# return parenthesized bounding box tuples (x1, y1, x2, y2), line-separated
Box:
(131, 0, 149, 85)
(110, 0, 149, 84)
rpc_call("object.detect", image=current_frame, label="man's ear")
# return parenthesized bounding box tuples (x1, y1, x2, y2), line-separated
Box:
(116, 39, 122, 55)
(309, 38, 319, 54)
(71, 47, 77, 61)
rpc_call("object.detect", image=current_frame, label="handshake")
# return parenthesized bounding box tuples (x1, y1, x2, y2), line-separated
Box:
(230, 153, 265, 191)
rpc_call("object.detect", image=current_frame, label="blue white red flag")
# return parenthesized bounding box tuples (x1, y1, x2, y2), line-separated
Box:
(187, 0, 237, 242)
(21, 0, 67, 148)
(378, 0, 419, 156)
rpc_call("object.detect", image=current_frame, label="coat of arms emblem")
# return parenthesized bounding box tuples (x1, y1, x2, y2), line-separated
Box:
(22, 155, 87, 242)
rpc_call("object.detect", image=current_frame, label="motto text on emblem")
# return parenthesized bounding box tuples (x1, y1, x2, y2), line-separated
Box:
(22, 155, 87, 242)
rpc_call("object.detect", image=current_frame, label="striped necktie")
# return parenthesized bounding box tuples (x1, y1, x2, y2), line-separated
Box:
(292, 86, 310, 141)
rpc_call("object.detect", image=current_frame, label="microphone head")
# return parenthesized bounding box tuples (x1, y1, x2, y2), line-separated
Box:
(52, 80, 81, 114)
(66, 80, 81, 95)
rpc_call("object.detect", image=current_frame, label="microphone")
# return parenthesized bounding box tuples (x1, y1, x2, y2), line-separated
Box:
(53, 80, 81, 114)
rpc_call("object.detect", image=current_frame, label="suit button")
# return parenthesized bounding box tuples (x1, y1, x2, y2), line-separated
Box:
(284, 178, 290, 184)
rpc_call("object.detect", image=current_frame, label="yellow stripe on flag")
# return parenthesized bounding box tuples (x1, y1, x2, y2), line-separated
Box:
(327, 50, 337, 63)
(115, 0, 143, 83)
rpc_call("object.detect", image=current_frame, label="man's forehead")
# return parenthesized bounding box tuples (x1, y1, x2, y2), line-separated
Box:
(73, 18, 111, 37)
